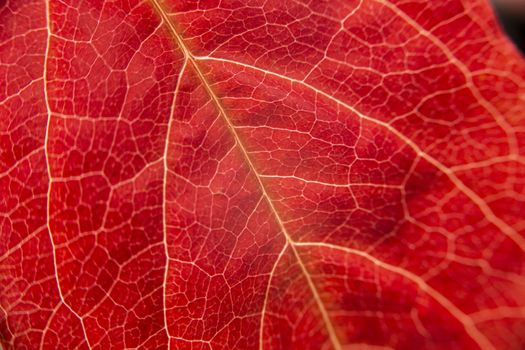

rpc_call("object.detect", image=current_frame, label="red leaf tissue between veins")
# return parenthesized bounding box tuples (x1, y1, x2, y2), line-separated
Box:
(1, 0, 525, 349)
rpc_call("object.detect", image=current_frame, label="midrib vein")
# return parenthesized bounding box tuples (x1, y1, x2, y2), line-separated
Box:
(148, 1, 343, 349)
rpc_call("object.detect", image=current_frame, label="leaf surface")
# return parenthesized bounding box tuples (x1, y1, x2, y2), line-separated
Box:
(1, 0, 525, 349)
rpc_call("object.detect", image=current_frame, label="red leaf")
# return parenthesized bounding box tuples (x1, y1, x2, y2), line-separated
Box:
(2, 0, 525, 349)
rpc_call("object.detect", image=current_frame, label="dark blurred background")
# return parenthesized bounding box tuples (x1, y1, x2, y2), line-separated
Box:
(492, 0, 525, 54)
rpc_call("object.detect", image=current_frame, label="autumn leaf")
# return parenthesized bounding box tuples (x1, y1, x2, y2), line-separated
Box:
(1, 0, 525, 349)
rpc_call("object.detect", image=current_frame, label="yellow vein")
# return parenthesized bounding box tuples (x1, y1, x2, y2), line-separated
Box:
(148, 1, 343, 348)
